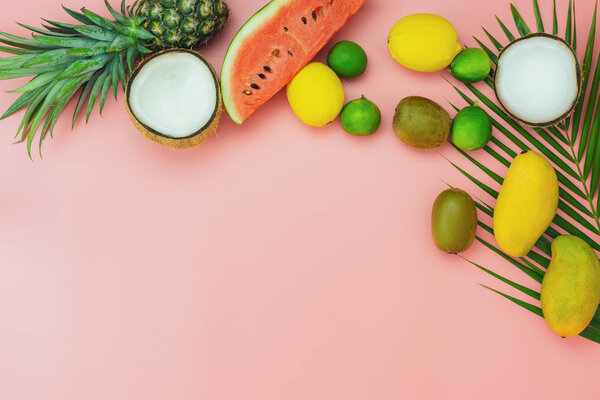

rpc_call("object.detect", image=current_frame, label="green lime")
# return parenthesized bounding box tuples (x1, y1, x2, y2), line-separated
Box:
(449, 48, 492, 83)
(451, 105, 492, 150)
(340, 95, 381, 136)
(327, 41, 368, 78)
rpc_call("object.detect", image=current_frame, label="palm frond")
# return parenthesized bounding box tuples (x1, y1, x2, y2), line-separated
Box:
(448, 0, 600, 344)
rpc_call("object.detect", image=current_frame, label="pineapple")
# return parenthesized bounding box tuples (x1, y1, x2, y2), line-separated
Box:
(0, 0, 230, 156)
(138, 0, 230, 48)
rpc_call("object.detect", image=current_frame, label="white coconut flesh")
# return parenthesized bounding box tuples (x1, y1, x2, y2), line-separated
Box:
(495, 35, 579, 125)
(129, 52, 218, 138)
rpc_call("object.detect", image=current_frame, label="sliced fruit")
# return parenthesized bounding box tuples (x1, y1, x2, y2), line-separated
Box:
(494, 33, 581, 127)
(125, 49, 222, 149)
(221, 0, 366, 124)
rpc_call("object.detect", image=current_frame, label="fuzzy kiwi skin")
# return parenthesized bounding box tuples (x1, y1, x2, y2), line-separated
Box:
(493, 33, 582, 128)
(393, 96, 452, 149)
(431, 188, 478, 253)
(125, 49, 222, 149)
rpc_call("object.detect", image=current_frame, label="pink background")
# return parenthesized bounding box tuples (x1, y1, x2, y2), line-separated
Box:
(0, 0, 599, 398)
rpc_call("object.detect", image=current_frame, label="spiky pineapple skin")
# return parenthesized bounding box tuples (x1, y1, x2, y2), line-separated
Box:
(137, 0, 230, 49)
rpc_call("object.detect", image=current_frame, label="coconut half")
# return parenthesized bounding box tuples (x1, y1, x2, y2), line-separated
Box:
(494, 33, 581, 127)
(126, 49, 222, 148)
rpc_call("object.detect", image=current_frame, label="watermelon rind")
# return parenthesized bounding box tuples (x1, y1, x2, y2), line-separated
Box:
(221, 0, 293, 125)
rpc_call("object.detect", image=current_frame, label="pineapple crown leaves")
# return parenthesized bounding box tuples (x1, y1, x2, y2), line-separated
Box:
(448, 0, 600, 344)
(0, 0, 156, 159)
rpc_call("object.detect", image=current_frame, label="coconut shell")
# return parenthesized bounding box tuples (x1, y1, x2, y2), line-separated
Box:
(125, 49, 222, 149)
(493, 33, 582, 128)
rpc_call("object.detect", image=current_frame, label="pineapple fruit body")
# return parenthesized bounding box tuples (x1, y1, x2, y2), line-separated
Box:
(137, 0, 230, 48)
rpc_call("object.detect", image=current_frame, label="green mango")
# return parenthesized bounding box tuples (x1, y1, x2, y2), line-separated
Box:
(431, 188, 478, 253)
(541, 235, 600, 337)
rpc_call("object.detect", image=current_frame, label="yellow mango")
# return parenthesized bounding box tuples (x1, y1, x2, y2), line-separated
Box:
(541, 235, 600, 338)
(493, 151, 558, 257)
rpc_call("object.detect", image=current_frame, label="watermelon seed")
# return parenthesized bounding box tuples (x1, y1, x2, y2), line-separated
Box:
(302, 17, 307, 24)
(263, 66, 272, 72)
(258, 73, 266, 79)
(273, 49, 280, 56)
(287, 50, 293, 56)
(251, 83, 260, 89)
(243, 90, 252, 95)
(312, 11, 317, 20)
(283, 27, 289, 32)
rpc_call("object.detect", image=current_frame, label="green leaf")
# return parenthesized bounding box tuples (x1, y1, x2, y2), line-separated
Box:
(117, 56, 127, 93)
(571, 1, 577, 53)
(110, 55, 120, 100)
(16, 23, 74, 38)
(80, 8, 117, 32)
(483, 285, 543, 317)
(41, 19, 78, 34)
(72, 70, 102, 127)
(104, 0, 129, 26)
(475, 233, 543, 283)
(481, 27, 503, 52)
(56, 54, 110, 81)
(565, 0, 573, 45)
(73, 25, 118, 42)
(448, 159, 498, 199)
(496, 16, 516, 41)
(25, 81, 65, 158)
(533, 0, 544, 32)
(20, 48, 70, 68)
(523, 247, 550, 269)
(108, 36, 130, 52)
(32, 35, 99, 49)
(510, 4, 531, 36)
(451, 143, 504, 184)
(133, 27, 156, 42)
(86, 71, 109, 123)
(66, 44, 112, 58)
(126, 46, 138, 73)
(0, 45, 41, 55)
(99, 71, 112, 115)
(485, 286, 600, 343)
(0, 65, 60, 79)
(61, 6, 94, 26)
(469, 260, 540, 300)
(0, 53, 36, 67)
(552, 0, 558, 35)
(473, 37, 498, 64)
(8, 69, 63, 93)
(0, 86, 45, 120)
(0, 32, 54, 50)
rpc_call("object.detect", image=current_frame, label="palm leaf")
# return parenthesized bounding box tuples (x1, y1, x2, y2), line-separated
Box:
(448, 0, 600, 345)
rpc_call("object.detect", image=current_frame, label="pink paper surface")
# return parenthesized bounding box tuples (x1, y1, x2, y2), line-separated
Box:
(0, 0, 599, 399)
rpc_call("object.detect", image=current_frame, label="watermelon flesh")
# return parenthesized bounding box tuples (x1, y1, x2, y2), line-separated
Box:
(221, 0, 366, 124)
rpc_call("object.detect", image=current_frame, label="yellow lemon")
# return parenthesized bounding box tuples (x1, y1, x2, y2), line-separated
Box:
(388, 14, 462, 72)
(287, 62, 345, 126)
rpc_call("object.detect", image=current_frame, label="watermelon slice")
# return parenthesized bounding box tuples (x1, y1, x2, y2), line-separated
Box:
(221, 0, 366, 124)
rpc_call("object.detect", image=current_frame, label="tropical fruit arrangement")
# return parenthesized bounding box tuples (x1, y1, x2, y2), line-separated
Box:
(1, 0, 600, 344)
